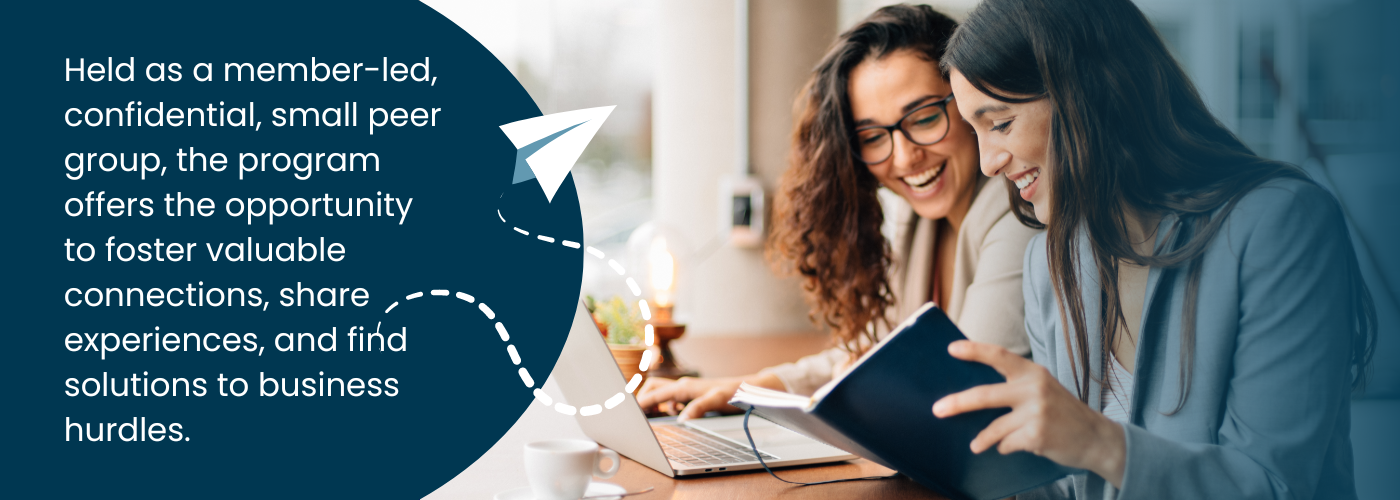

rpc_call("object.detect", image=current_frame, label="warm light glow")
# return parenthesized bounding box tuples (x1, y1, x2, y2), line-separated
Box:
(648, 237, 676, 306)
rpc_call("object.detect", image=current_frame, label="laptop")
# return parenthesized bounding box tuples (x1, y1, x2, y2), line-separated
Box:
(551, 301, 856, 477)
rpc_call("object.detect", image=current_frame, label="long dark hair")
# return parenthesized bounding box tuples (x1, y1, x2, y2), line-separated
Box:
(942, 0, 1377, 409)
(769, 4, 958, 353)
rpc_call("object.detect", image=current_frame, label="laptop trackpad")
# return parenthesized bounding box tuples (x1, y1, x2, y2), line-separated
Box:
(687, 416, 844, 459)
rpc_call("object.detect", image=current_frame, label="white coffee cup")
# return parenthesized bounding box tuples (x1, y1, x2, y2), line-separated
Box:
(524, 439, 620, 500)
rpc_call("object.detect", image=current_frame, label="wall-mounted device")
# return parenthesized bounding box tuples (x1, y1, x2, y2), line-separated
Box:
(719, 174, 764, 248)
(722, 0, 763, 249)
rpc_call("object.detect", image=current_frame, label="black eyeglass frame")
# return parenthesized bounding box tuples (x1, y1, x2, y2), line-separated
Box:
(852, 94, 956, 165)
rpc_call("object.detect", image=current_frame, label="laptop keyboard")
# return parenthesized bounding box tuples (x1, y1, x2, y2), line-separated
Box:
(652, 424, 777, 468)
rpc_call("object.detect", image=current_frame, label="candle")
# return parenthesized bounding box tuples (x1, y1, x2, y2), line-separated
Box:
(648, 237, 675, 308)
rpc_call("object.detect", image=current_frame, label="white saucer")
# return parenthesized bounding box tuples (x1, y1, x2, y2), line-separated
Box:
(494, 481, 628, 500)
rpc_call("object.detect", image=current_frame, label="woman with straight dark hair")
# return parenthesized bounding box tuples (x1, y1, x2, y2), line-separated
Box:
(933, 0, 1377, 498)
(639, 4, 1040, 419)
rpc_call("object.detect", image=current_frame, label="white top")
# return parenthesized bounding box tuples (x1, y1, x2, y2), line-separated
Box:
(1100, 353, 1135, 423)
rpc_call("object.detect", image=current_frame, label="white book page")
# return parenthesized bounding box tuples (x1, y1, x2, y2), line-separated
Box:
(731, 382, 813, 409)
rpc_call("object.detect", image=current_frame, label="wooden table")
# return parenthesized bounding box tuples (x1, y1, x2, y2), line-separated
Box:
(598, 453, 944, 499)
(428, 333, 949, 499)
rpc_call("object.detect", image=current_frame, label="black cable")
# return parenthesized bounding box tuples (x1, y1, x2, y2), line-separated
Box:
(741, 407, 899, 486)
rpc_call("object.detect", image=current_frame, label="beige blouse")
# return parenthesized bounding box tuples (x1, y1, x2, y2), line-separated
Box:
(761, 178, 1040, 395)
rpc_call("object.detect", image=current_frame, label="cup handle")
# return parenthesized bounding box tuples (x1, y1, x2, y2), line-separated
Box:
(594, 448, 620, 479)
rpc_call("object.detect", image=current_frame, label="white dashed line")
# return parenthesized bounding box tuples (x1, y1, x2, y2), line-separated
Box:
(381, 203, 649, 417)
(386, 287, 639, 415)
(534, 389, 554, 406)
(498, 207, 580, 253)
(384, 272, 644, 415)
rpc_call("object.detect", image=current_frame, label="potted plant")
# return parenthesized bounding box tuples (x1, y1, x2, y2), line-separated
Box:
(591, 296, 648, 386)
(583, 295, 608, 338)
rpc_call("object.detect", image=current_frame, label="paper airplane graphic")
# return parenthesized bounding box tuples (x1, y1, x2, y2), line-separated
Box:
(499, 106, 615, 202)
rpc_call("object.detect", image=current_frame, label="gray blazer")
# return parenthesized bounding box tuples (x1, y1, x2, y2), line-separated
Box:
(1022, 178, 1359, 500)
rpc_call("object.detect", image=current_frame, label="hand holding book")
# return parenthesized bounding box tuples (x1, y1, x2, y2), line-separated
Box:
(935, 340, 1127, 487)
(729, 303, 1075, 500)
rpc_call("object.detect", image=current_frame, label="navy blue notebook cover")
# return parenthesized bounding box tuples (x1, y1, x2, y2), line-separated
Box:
(731, 303, 1074, 500)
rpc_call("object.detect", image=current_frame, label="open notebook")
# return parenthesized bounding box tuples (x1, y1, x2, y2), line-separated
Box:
(730, 303, 1074, 500)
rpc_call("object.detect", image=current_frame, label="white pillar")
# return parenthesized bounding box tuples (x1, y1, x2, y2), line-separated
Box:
(653, 0, 836, 336)
(1184, 0, 1241, 133)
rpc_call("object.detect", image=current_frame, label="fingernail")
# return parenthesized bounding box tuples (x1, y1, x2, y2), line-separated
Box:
(932, 400, 947, 417)
(948, 341, 965, 355)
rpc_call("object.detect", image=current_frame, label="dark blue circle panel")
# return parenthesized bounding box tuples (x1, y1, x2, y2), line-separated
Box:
(1, 1, 580, 498)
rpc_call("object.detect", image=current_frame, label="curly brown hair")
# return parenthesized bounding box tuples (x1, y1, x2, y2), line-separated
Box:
(768, 5, 959, 354)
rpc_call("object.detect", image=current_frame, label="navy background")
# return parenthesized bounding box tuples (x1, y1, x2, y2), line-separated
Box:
(0, 1, 581, 498)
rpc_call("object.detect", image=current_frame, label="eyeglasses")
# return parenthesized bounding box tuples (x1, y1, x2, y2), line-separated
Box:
(853, 95, 954, 164)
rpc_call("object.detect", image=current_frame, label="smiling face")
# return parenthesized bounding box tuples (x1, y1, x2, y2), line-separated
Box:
(847, 50, 981, 224)
(949, 69, 1055, 224)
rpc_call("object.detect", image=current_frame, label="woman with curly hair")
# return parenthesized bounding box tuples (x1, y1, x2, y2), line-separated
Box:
(638, 4, 1040, 419)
